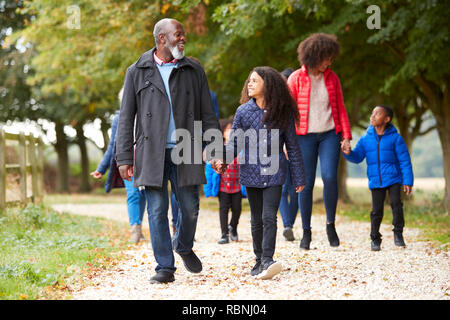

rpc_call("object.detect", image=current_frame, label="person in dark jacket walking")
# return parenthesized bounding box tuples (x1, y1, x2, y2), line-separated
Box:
(90, 91, 146, 244)
(342, 105, 413, 251)
(212, 66, 306, 280)
(115, 18, 221, 284)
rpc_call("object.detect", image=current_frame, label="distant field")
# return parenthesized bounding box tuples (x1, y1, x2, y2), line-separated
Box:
(316, 177, 445, 191)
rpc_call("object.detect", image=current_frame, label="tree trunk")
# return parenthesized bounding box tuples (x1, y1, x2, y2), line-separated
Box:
(100, 116, 110, 154)
(54, 121, 70, 193)
(338, 153, 351, 202)
(75, 122, 92, 193)
(415, 74, 450, 211)
(435, 118, 450, 211)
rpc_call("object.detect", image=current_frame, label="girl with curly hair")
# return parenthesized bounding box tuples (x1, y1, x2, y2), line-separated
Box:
(287, 33, 352, 250)
(212, 66, 306, 280)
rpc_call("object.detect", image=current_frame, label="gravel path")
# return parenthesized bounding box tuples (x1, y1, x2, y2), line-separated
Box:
(51, 203, 449, 300)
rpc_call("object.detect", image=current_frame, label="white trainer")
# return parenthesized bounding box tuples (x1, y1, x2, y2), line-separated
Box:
(257, 261, 282, 280)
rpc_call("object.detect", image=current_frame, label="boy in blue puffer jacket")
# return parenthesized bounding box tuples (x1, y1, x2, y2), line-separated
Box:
(341, 105, 413, 251)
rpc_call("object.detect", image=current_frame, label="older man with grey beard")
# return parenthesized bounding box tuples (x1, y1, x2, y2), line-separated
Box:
(115, 18, 221, 284)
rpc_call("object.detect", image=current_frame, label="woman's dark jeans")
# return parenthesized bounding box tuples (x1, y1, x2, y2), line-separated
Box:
(246, 186, 282, 265)
(297, 130, 341, 230)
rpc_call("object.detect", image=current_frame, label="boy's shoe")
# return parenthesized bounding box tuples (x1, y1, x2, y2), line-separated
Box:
(394, 232, 406, 247)
(250, 261, 262, 276)
(218, 235, 229, 244)
(371, 238, 382, 251)
(283, 227, 295, 241)
(228, 225, 238, 241)
(176, 250, 203, 273)
(326, 223, 340, 247)
(257, 261, 282, 280)
(300, 229, 312, 250)
(131, 224, 145, 244)
(149, 271, 175, 284)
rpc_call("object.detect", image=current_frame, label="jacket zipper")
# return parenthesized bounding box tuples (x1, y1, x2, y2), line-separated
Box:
(377, 136, 382, 187)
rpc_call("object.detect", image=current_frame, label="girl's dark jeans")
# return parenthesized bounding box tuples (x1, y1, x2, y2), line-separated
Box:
(246, 186, 282, 265)
(218, 191, 242, 236)
(370, 183, 405, 240)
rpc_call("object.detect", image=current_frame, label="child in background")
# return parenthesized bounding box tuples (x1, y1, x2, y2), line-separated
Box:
(204, 118, 245, 244)
(212, 66, 306, 280)
(341, 105, 413, 251)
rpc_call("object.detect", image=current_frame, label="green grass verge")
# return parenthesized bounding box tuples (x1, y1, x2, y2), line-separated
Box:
(0, 204, 129, 300)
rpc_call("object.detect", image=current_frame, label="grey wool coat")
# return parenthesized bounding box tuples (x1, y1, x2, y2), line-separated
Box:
(115, 48, 220, 188)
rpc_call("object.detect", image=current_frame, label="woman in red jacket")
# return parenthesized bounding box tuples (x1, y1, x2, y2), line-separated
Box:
(287, 33, 352, 250)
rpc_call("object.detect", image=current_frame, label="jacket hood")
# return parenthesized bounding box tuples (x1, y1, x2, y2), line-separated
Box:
(367, 124, 398, 137)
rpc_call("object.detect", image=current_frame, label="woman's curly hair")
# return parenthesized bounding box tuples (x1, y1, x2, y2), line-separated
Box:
(297, 33, 340, 70)
(240, 66, 299, 130)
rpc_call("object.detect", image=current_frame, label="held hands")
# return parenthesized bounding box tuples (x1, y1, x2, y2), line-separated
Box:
(211, 159, 227, 174)
(118, 164, 134, 181)
(340, 139, 351, 155)
(403, 185, 412, 196)
(296, 185, 305, 193)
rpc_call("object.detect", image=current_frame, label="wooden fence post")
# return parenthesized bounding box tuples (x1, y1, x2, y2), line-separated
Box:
(0, 129, 5, 210)
(18, 132, 27, 204)
(29, 135, 38, 203)
(37, 137, 44, 202)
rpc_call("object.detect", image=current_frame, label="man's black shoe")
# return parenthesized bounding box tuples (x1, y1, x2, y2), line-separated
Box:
(177, 250, 203, 273)
(149, 271, 175, 284)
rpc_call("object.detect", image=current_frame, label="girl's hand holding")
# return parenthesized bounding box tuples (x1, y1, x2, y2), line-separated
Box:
(211, 159, 226, 174)
(296, 185, 305, 193)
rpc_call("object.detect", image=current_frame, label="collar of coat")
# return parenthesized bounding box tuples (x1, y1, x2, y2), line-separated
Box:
(299, 64, 332, 80)
(135, 47, 195, 70)
(366, 123, 398, 137)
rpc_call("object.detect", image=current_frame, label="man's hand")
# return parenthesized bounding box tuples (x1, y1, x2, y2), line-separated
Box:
(296, 185, 305, 193)
(119, 164, 133, 181)
(403, 185, 412, 196)
(340, 139, 351, 155)
(90, 171, 103, 179)
(211, 159, 227, 174)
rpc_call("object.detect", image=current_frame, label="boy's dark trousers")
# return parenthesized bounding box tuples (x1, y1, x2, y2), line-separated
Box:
(246, 186, 282, 265)
(370, 183, 405, 240)
(218, 191, 242, 236)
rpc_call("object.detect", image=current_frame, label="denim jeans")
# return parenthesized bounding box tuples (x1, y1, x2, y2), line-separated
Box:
(297, 129, 341, 230)
(170, 191, 180, 227)
(246, 186, 282, 265)
(279, 162, 299, 228)
(123, 177, 146, 226)
(144, 149, 200, 274)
